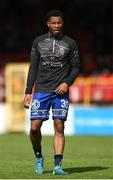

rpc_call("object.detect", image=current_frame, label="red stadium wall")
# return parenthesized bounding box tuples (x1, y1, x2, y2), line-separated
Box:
(69, 75, 113, 105)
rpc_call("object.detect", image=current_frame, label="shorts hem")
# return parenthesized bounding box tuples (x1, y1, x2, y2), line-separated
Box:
(30, 117, 48, 121)
(52, 117, 67, 121)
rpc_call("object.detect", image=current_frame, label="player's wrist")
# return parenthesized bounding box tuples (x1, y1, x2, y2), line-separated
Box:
(62, 82, 69, 87)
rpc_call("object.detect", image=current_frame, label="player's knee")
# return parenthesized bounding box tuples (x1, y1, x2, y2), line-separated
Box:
(55, 124, 64, 134)
(31, 120, 42, 132)
(30, 126, 41, 134)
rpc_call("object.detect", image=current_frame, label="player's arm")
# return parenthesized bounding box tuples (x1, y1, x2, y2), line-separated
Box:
(23, 94, 32, 108)
(64, 40, 80, 86)
(24, 38, 40, 108)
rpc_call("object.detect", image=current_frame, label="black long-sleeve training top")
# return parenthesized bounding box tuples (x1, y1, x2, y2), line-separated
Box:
(25, 32, 80, 94)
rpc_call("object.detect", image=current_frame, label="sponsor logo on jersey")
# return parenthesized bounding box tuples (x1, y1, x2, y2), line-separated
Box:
(59, 47, 65, 55)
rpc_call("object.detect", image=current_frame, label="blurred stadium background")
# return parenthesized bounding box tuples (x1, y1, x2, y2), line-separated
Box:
(0, 0, 112, 135)
(0, 0, 113, 179)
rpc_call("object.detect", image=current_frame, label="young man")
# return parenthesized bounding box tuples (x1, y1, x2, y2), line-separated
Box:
(24, 10, 80, 175)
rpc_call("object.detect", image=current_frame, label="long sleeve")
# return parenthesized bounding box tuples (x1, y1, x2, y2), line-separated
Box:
(25, 39, 40, 94)
(64, 40, 80, 86)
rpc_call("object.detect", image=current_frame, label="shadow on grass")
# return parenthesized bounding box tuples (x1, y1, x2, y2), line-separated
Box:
(44, 166, 109, 174)
(64, 166, 109, 174)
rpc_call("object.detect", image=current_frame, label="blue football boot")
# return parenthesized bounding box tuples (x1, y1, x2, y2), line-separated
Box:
(35, 157, 44, 174)
(53, 165, 68, 175)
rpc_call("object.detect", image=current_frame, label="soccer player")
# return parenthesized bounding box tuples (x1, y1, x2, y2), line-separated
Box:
(23, 9, 80, 175)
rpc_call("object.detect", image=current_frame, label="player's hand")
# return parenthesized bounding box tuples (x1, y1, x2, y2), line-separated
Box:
(55, 83, 69, 95)
(23, 94, 32, 109)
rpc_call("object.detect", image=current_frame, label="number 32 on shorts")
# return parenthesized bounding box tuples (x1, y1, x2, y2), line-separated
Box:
(61, 99, 69, 109)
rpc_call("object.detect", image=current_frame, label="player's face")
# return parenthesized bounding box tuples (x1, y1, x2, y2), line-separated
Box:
(47, 16, 63, 36)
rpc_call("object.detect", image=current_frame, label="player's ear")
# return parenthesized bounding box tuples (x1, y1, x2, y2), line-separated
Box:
(47, 21, 49, 27)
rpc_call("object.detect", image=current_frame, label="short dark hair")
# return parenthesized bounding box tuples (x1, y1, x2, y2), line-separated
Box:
(46, 10, 63, 21)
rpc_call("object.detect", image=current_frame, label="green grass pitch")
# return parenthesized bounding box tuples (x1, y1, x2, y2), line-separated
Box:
(0, 133, 113, 179)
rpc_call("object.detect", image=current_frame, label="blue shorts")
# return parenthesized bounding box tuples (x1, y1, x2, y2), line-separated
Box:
(30, 92, 69, 121)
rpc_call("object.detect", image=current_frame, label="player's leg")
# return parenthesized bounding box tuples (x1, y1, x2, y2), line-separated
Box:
(30, 92, 51, 174)
(53, 119, 68, 175)
(52, 93, 69, 175)
(30, 120, 44, 174)
(53, 119, 65, 164)
(30, 120, 43, 159)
